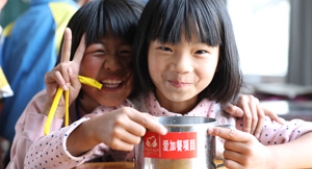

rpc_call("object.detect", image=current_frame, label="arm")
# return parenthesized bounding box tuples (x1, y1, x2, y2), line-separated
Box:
(223, 94, 284, 138)
(24, 118, 102, 169)
(24, 106, 167, 169)
(208, 119, 312, 169)
(7, 91, 64, 169)
(268, 132, 312, 169)
(66, 107, 167, 156)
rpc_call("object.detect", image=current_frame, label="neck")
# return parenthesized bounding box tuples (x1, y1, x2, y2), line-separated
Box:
(154, 92, 197, 115)
(77, 94, 100, 114)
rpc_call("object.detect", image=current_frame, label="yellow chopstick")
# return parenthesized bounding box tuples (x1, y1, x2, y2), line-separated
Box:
(44, 88, 64, 135)
(78, 75, 103, 90)
(44, 75, 102, 135)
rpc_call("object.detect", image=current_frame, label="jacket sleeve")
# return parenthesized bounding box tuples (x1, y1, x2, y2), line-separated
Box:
(23, 104, 135, 169)
(6, 90, 63, 169)
(259, 117, 312, 144)
(235, 116, 312, 145)
(24, 117, 109, 169)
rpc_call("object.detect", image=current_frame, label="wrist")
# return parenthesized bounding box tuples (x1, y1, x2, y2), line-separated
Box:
(44, 101, 67, 119)
(266, 146, 281, 169)
(67, 119, 99, 156)
(54, 107, 66, 119)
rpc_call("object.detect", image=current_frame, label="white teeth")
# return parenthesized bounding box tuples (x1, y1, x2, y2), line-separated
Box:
(101, 79, 122, 88)
(104, 84, 119, 88)
(101, 79, 122, 84)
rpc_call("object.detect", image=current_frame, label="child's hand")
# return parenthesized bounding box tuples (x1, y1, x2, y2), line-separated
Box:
(222, 94, 284, 137)
(67, 107, 167, 156)
(90, 107, 167, 150)
(208, 127, 274, 169)
(44, 28, 86, 118)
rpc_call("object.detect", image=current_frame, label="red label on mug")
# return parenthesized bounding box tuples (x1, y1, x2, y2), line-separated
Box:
(143, 132, 197, 159)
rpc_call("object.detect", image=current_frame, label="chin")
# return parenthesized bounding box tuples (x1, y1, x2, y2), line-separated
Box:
(100, 99, 124, 107)
(97, 91, 130, 107)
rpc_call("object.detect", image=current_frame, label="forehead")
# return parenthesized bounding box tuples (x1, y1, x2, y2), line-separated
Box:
(149, 17, 222, 47)
(143, 0, 224, 47)
(93, 32, 132, 46)
(154, 28, 217, 47)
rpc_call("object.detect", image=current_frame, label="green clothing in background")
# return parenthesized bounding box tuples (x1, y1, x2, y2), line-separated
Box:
(0, 0, 29, 28)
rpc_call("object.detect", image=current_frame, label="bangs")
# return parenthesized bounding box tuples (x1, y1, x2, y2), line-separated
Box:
(85, 0, 142, 45)
(65, 0, 143, 61)
(147, 0, 222, 46)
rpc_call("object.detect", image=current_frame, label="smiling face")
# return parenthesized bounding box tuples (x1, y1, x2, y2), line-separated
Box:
(148, 35, 220, 114)
(79, 33, 133, 108)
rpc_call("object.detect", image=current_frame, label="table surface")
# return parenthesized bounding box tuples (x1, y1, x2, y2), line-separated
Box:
(73, 160, 227, 169)
(74, 162, 135, 169)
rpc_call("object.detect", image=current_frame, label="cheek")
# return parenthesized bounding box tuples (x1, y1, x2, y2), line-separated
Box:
(80, 57, 103, 76)
(197, 60, 219, 81)
(148, 47, 157, 68)
(148, 54, 161, 80)
(125, 74, 133, 87)
(125, 82, 133, 96)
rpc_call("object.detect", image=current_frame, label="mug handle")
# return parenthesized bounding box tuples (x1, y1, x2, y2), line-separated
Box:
(211, 124, 235, 168)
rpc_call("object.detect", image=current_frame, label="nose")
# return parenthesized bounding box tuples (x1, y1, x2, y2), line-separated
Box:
(171, 52, 193, 73)
(103, 56, 122, 72)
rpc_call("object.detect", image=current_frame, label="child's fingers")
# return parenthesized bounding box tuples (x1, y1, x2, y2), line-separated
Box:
(208, 127, 250, 142)
(252, 105, 265, 138)
(248, 101, 259, 134)
(263, 107, 285, 125)
(60, 28, 72, 63)
(241, 104, 252, 133)
(253, 115, 264, 138)
(108, 137, 135, 151)
(68, 67, 81, 90)
(54, 70, 70, 90)
(222, 104, 244, 117)
(128, 110, 167, 135)
(73, 33, 86, 65)
(115, 126, 142, 144)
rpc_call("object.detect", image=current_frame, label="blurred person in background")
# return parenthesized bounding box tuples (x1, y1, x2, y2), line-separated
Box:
(0, 0, 12, 102)
(0, 1, 12, 169)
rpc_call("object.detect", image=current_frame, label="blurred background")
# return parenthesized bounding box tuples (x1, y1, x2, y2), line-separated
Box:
(0, 0, 29, 28)
(226, 0, 312, 120)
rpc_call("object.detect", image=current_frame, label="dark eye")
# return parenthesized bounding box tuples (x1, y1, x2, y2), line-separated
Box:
(92, 50, 105, 56)
(119, 44, 133, 57)
(119, 50, 133, 65)
(195, 50, 208, 54)
(159, 46, 172, 52)
(85, 43, 106, 57)
(118, 49, 133, 65)
(120, 50, 132, 56)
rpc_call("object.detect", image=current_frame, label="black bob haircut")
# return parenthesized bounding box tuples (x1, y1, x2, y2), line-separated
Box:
(133, 0, 242, 104)
(58, 0, 144, 62)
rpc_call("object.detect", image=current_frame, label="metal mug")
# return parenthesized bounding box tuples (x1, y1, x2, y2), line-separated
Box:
(135, 116, 218, 169)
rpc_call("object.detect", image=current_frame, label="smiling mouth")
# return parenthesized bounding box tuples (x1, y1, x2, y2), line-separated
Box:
(168, 80, 191, 88)
(101, 79, 123, 89)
